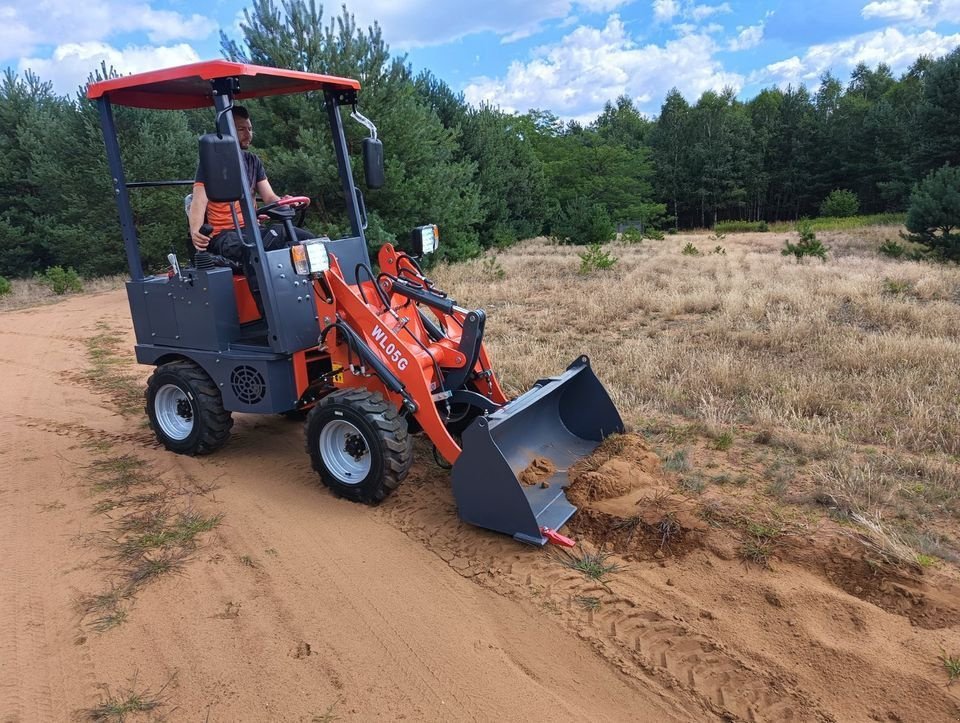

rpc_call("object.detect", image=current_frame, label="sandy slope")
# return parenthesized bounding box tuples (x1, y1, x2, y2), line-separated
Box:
(2, 288, 959, 722)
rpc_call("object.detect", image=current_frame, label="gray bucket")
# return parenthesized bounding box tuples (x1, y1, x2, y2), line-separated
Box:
(450, 356, 624, 545)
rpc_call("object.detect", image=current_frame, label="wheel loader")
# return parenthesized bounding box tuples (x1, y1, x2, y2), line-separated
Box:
(87, 61, 624, 546)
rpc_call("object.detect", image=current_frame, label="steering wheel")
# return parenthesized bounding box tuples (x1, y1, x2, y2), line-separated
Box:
(257, 195, 311, 226)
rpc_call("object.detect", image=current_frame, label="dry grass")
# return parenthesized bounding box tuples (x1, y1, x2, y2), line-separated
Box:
(0, 275, 125, 313)
(433, 227, 960, 553)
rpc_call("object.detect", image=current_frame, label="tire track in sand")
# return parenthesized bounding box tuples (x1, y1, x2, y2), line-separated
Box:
(373, 455, 832, 723)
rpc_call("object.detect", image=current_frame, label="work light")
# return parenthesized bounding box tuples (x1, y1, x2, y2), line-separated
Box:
(410, 224, 440, 256)
(291, 238, 331, 275)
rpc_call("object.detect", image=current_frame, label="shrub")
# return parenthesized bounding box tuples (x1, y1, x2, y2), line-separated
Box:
(621, 227, 643, 243)
(820, 189, 860, 218)
(0, 277, 10, 296)
(578, 243, 617, 274)
(714, 220, 768, 233)
(644, 227, 665, 240)
(879, 239, 906, 258)
(904, 164, 960, 261)
(39, 266, 83, 295)
(554, 197, 615, 245)
(681, 242, 701, 256)
(782, 222, 829, 263)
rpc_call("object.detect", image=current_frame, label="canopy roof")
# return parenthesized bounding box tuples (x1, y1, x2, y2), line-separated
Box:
(86, 60, 361, 110)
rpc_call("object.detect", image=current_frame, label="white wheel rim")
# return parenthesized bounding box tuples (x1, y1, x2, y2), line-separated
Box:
(319, 419, 371, 485)
(154, 384, 194, 441)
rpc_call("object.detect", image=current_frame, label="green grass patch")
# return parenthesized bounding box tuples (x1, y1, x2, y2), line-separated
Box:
(714, 220, 768, 233)
(80, 322, 143, 415)
(943, 651, 960, 684)
(767, 212, 905, 233)
(86, 455, 151, 493)
(560, 547, 623, 582)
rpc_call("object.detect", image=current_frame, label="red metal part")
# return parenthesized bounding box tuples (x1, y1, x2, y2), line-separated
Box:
(86, 60, 360, 109)
(540, 528, 576, 547)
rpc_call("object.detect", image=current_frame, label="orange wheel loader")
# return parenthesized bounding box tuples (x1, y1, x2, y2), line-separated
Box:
(88, 60, 624, 546)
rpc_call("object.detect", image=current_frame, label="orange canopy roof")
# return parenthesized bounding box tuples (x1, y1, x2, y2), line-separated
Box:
(86, 60, 361, 110)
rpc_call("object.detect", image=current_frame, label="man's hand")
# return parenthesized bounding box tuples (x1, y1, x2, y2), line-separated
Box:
(191, 227, 211, 251)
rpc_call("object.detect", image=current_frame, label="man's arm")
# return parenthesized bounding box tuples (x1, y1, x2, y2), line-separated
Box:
(256, 178, 281, 205)
(189, 183, 210, 250)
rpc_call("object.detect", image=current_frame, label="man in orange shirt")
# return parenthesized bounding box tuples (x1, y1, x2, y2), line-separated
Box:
(188, 105, 310, 261)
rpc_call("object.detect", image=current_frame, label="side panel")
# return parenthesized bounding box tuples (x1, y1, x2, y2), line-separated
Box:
(135, 345, 299, 414)
(126, 268, 241, 351)
(260, 248, 321, 353)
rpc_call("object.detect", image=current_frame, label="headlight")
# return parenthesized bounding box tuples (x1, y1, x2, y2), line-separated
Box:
(411, 224, 439, 256)
(291, 238, 331, 275)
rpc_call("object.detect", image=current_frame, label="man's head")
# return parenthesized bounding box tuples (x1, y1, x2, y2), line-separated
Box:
(232, 105, 253, 150)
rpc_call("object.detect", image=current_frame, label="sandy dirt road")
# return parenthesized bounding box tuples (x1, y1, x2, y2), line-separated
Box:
(2, 289, 960, 722)
(0, 291, 697, 721)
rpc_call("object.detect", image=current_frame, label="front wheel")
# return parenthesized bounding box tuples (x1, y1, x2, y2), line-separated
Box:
(145, 360, 233, 455)
(305, 389, 413, 503)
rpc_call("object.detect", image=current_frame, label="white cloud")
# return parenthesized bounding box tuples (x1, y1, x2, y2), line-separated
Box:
(756, 26, 960, 88)
(343, 0, 630, 49)
(729, 21, 765, 51)
(653, 0, 680, 22)
(861, 0, 932, 21)
(0, 0, 215, 63)
(18, 42, 200, 96)
(463, 14, 742, 119)
(690, 3, 731, 21)
(860, 0, 960, 23)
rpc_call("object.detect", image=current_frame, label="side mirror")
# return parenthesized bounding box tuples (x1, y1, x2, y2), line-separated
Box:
(362, 137, 385, 189)
(198, 133, 245, 202)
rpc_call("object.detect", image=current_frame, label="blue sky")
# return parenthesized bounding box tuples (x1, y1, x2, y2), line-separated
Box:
(5, 0, 960, 121)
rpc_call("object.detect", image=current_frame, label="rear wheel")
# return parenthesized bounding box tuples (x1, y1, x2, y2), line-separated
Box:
(305, 389, 412, 503)
(146, 360, 233, 455)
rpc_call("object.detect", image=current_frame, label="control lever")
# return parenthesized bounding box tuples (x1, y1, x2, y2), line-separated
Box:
(167, 252, 182, 278)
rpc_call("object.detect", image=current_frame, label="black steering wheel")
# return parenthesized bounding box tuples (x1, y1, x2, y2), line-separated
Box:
(257, 195, 311, 226)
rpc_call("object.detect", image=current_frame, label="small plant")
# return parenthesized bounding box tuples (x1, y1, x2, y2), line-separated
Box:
(644, 227, 665, 240)
(81, 673, 171, 721)
(0, 276, 11, 296)
(711, 245, 726, 255)
(39, 265, 83, 294)
(621, 226, 644, 243)
(312, 700, 343, 723)
(560, 546, 623, 581)
(942, 651, 960, 684)
(481, 254, 506, 280)
(739, 536, 775, 568)
(662, 448, 691, 472)
(879, 239, 906, 258)
(240, 554, 256, 567)
(782, 222, 829, 263)
(574, 595, 601, 611)
(578, 242, 618, 274)
(678, 474, 705, 495)
(656, 512, 682, 549)
(712, 431, 734, 451)
(681, 242, 701, 256)
(882, 277, 914, 296)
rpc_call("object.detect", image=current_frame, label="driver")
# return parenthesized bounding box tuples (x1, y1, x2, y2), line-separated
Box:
(189, 104, 312, 260)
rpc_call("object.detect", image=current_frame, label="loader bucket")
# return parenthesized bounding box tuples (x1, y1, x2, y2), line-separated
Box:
(451, 356, 624, 545)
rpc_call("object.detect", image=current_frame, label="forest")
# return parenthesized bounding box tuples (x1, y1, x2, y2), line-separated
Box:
(0, 0, 958, 277)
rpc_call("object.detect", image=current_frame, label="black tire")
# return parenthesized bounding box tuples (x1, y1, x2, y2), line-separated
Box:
(305, 389, 413, 504)
(145, 360, 233, 455)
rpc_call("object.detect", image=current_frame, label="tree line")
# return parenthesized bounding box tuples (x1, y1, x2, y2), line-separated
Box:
(0, 0, 958, 278)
